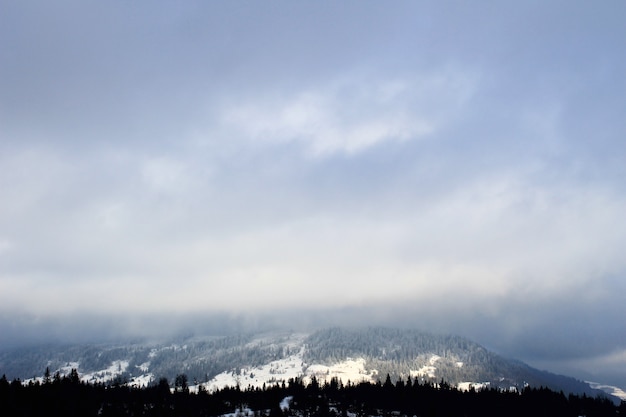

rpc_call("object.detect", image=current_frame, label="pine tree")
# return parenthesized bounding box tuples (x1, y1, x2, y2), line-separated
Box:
(175, 373, 189, 393)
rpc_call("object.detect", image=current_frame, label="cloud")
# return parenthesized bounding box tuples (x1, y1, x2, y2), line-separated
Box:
(2, 146, 624, 322)
(214, 71, 476, 156)
(1, 0, 626, 389)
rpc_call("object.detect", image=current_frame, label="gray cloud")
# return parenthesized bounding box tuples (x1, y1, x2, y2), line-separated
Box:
(1, 0, 625, 389)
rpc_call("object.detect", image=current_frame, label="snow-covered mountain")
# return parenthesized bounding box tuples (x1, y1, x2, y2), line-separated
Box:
(1, 327, 621, 403)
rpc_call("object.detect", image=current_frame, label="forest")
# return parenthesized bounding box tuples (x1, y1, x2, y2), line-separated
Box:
(0, 327, 615, 403)
(1, 368, 623, 417)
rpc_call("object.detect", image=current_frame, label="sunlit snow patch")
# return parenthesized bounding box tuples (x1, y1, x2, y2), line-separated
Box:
(195, 335, 377, 393)
(197, 345, 306, 393)
(305, 357, 377, 385)
(410, 354, 440, 379)
(82, 360, 129, 385)
(457, 382, 490, 392)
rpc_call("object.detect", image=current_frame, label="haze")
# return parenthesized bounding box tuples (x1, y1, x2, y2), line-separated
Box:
(1, 1, 625, 390)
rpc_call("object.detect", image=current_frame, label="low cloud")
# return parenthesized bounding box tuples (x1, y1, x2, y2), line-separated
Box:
(216, 71, 475, 156)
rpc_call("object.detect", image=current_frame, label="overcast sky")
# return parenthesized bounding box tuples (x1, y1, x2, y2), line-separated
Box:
(1, 0, 625, 388)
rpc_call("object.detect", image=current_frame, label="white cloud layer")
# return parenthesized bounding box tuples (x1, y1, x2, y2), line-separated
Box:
(216, 72, 475, 155)
(1, 0, 625, 389)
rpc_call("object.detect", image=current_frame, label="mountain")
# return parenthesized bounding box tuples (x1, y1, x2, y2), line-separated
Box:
(0, 327, 619, 403)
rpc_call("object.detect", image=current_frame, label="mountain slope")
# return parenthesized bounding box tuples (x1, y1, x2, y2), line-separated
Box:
(303, 327, 608, 398)
(0, 327, 618, 402)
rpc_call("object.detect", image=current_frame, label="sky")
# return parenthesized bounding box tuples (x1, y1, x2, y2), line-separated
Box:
(1, 0, 625, 388)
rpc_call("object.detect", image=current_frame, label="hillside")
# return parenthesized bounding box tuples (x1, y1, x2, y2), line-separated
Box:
(0, 327, 618, 402)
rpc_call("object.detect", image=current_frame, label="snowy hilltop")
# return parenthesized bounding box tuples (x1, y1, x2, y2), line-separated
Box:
(2, 327, 620, 402)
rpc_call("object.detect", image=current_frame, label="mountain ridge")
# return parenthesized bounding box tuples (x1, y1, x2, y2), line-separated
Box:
(0, 326, 620, 403)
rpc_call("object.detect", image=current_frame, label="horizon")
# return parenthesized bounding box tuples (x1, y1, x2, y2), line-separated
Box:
(1, 1, 625, 393)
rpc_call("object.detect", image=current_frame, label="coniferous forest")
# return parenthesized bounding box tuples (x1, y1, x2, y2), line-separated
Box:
(2, 370, 623, 417)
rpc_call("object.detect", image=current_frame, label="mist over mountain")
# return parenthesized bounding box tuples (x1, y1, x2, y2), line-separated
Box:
(1, 327, 621, 404)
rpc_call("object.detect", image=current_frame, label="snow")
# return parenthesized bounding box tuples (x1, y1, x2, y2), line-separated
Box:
(194, 345, 306, 393)
(457, 382, 490, 391)
(60, 362, 80, 374)
(192, 334, 377, 393)
(279, 396, 293, 411)
(148, 343, 186, 359)
(137, 362, 150, 372)
(22, 360, 137, 387)
(219, 407, 255, 417)
(23, 361, 80, 385)
(587, 381, 626, 401)
(305, 357, 377, 385)
(128, 373, 154, 388)
(410, 354, 440, 379)
(81, 360, 129, 384)
(67, 359, 154, 387)
(19, 332, 625, 404)
(411, 366, 436, 378)
(23, 376, 44, 385)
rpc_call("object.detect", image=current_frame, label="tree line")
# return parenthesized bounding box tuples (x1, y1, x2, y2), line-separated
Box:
(0, 333, 294, 385)
(1, 369, 623, 417)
